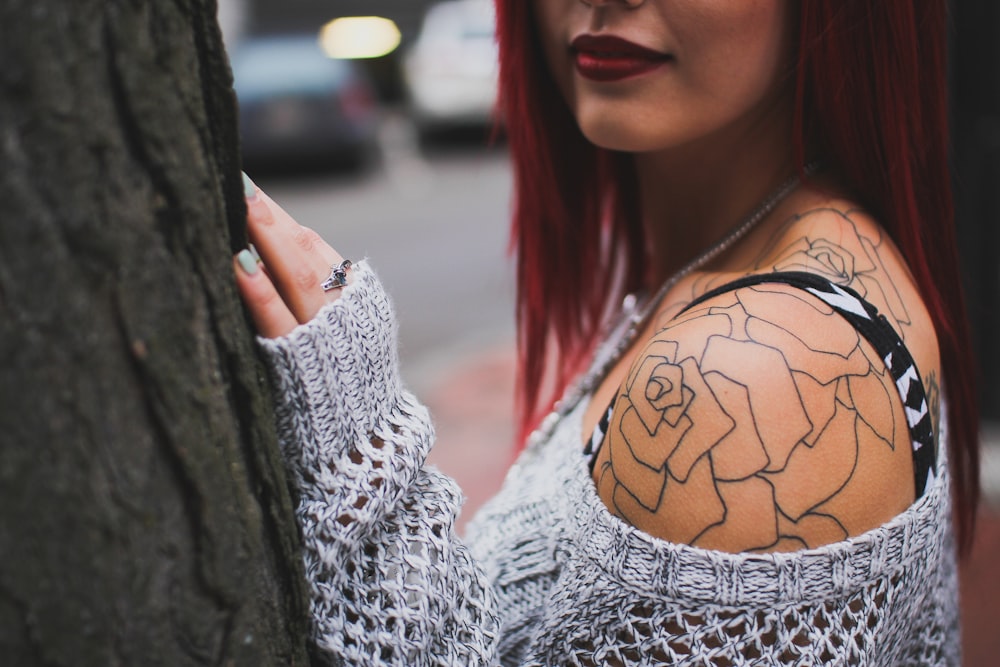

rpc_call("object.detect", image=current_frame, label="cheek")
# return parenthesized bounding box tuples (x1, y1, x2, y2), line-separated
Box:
(665, 8, 792, 137)
(725, 2, 794, 84)
(697, 2, 794, 92)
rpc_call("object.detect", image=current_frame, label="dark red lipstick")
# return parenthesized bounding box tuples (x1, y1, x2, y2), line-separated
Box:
(571, 34, 672, 82)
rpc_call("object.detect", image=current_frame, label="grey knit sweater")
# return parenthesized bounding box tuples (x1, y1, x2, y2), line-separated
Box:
(259, 261, 960, 666)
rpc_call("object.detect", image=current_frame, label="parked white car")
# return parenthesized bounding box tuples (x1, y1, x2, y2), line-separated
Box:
(403, 0, 499, 136)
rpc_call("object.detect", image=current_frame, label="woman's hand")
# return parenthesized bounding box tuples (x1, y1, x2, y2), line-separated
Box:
(233, 173, 351, 339)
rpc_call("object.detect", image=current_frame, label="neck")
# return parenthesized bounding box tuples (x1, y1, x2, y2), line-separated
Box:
(634, 98, 796, 286)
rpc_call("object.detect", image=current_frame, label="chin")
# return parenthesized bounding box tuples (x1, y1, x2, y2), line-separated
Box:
(575, 107, 674, 154)
(578, 122, 661, 154)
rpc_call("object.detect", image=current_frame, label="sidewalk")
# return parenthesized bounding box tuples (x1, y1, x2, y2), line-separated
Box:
(962, 504, 1000, 666)
(419, 343, 1000, 665)
(422, 343, 516, 526)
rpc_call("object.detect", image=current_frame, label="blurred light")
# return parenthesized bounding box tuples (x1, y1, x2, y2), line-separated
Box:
(319, 17, 401, 60)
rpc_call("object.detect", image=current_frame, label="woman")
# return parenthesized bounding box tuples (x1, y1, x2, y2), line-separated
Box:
(234, 0, 979, 664)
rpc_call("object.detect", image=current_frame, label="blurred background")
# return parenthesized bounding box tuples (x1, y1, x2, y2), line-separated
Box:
(218, 1, 999, 662)
(218, 0, 516, 517)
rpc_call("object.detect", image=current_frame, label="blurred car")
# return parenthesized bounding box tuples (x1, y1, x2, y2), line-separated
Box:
(403, 0, 499, 137)
(231, 35, 379, 169)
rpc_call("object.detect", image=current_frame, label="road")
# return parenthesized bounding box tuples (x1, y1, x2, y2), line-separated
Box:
(254, 137, 517, 394)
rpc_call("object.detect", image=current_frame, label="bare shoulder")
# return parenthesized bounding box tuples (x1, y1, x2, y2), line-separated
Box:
(591, 204, 940, 553)
(757, 204, 941, 420)
(753, 204, 932, 348)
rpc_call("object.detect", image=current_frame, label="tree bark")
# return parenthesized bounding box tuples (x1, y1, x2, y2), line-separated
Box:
(0, 1, 311, 664)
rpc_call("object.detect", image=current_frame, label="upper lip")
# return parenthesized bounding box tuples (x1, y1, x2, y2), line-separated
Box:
(570, 34, 670, 60)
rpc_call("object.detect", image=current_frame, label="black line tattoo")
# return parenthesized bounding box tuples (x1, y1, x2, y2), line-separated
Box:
(592, 209, 925, 552)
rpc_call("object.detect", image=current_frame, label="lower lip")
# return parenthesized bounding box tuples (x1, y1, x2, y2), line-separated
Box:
(574, 52, 670, 82)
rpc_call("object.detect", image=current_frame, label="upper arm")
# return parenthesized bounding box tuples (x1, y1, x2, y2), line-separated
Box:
(591, 283, 916, 553)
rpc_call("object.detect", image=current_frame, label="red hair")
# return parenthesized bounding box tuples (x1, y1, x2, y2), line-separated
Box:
(494, 0, 980, 551)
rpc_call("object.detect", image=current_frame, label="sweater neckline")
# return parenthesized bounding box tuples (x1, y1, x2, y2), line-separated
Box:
(545, 395, 954, 605)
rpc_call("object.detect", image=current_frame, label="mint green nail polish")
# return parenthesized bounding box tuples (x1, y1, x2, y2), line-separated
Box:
(237, 249, 259, 275)
(242, 172, 257, 200)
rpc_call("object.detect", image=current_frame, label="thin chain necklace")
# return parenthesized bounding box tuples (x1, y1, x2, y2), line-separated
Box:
(524, 162, 821, 450)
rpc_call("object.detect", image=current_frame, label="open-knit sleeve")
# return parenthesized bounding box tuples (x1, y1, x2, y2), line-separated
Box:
(257, 261, 501, 666)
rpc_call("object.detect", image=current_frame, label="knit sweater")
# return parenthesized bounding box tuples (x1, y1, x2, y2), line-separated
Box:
(259, 261, 961, 666)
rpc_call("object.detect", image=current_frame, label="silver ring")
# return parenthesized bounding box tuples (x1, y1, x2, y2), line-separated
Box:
(321, 259, 353, 292)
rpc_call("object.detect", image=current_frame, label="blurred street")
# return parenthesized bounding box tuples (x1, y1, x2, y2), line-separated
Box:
(252, 118, 1000, 665)
(253, 117, 515, 391)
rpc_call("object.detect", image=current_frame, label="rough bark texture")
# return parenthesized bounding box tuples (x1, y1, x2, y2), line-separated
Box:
(0, 1, 311, 664)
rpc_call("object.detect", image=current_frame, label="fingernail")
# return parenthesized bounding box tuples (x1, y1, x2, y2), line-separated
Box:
(236, 249, 259, 275)
(242, 172, 257, 200)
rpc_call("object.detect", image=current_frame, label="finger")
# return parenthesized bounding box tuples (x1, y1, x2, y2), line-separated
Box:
(242, 175, 345, 324)
(234, 249, 299, 338)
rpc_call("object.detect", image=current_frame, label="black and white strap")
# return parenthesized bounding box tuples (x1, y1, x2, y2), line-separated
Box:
(586, 271, 936, 498)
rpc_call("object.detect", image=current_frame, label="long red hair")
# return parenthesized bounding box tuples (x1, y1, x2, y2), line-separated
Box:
(494, 1, 980, 551)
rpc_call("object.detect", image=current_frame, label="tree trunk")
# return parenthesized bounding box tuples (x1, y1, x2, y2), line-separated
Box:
(0, 1, 311, 665)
